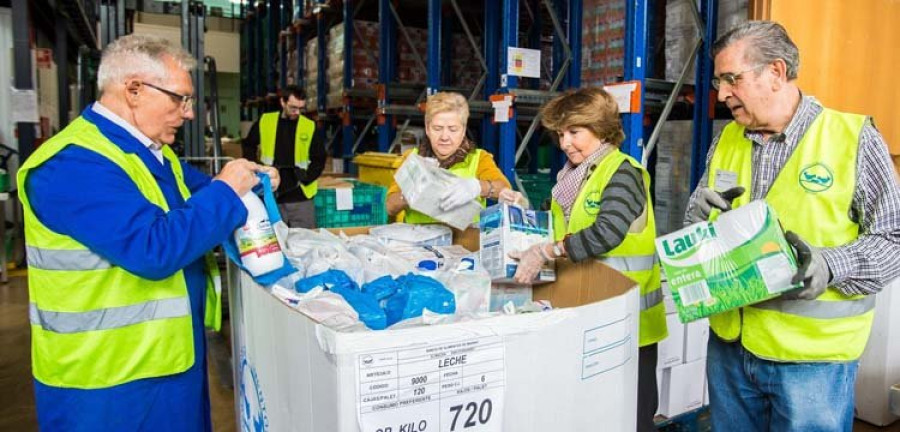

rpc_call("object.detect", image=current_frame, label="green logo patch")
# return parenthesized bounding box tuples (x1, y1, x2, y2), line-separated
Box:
(799, 163, 833, 193)
(584, 191, 601, 215)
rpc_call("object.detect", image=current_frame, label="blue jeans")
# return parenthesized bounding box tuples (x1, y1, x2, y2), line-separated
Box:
(707, 335, 858, 432)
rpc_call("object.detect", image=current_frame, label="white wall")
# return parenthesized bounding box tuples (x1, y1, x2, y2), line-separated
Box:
(132, 22, 240, 73)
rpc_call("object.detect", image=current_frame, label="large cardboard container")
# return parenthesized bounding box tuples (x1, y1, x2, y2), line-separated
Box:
(229, 228, 640, 431)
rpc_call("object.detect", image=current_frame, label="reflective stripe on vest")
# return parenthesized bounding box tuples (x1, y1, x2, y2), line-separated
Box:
(26, 246, 111, 270)
(30, 297, 191, 334)
(553, 150, 667, 347)
(258, 112, 318, 198)
(640, 289, 664, 312)
(753, 296, 875, 320)
(708, 108, 871, 361)
(600, 254, 658, 273)
(16, 115, 219, 388)
(404, 148, 486, 224)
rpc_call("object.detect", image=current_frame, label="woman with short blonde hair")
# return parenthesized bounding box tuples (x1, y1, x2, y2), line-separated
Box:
(387, 92, 524, 222)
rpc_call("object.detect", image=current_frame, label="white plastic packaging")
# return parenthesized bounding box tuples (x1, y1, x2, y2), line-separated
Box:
(234, 192, 283, 276)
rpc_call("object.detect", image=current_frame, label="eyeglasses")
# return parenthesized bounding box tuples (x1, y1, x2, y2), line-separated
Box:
(143, 82, 195, 112)
(711, 64, 767, 90)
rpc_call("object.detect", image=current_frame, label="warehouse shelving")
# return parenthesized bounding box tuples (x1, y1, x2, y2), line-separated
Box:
(240, 0, 586, 179)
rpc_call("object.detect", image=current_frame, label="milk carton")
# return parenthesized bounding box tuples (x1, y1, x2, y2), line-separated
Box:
(656, 200, 800, 322)
(479, 203, 556, 283)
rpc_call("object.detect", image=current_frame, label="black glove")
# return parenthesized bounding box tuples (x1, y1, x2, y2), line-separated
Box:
(292, 167, 309, 183)
(781, 231, 830, 300)
(686, 186, 746, 223)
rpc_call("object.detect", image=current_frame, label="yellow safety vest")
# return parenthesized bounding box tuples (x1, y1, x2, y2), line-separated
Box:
(404, 148, 487, 224)
(708, 108, 873, 361)
(258, 112, 318, 198)
(551, 151, 667, 347)
(18, 116, 222, 389)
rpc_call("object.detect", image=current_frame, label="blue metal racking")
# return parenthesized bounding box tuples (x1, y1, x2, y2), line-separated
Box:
(622, 0, 717, 185)
(240, 0, 722, 198)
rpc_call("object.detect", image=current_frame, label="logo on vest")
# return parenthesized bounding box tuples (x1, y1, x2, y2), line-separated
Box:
(299, 133, 309, 141)
(584, 191, 602, 215)
(799, 163, 833, 193)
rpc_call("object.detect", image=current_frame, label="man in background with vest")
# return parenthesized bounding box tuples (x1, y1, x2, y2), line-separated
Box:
(686, 21, 900, 431)
(18, 34, 278, 430)
(243, 85, 326, 228)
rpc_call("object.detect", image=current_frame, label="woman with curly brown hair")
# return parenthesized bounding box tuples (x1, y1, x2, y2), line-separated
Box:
(509, 87, 668, 432)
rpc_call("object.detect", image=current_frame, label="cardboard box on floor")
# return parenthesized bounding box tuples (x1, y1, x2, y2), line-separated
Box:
(229, 227, 640, 432)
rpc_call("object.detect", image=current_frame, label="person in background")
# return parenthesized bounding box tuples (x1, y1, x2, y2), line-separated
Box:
(686, 21, 900, 431)
(509, 87, 667, 432)
(386, 91, 525, 222)
(243, 85, 326, 228)
(18, 34, 279, 430)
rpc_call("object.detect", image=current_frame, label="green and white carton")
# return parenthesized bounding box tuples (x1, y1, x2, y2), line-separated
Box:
(656, 200, 800, 323)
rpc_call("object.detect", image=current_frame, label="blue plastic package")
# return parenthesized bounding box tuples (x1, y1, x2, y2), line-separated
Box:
(295, 269, 388, 330)
(382, 273, 456, 327)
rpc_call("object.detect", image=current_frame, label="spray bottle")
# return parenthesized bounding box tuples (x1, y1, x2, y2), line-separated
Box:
(234, 192, 283, 276)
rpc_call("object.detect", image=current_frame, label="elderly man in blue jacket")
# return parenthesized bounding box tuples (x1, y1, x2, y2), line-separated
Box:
(18, 34, 279, 431)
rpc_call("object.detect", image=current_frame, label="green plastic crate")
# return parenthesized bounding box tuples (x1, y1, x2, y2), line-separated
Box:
(519, 173, 554, 210)
(314, 180, 388, 228)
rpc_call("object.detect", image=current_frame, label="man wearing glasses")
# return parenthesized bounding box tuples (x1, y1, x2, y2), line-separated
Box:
(686, 21, 900, 431)
(18, 34, 279, 430)
(242, 85, 326, 228)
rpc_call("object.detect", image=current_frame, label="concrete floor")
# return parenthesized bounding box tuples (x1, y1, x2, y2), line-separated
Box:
(0, 274, 898, 431)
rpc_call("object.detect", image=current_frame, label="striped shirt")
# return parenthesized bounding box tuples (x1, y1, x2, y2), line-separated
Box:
(686, 96, 900, 295)
(564, 161, 647, 262)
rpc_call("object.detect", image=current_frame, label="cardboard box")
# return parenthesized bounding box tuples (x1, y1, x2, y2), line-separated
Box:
(479, 203, 556, 284)
(657, 313, 685, 368)
(229, 227, 640, 431)
(683, 319, 709, 363)
(656, 201, 799, 323)
(659, 359, 706, 418)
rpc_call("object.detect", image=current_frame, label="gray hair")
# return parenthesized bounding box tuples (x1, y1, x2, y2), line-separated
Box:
(97, 34, 197, 93)
(712, 21, 800, 80)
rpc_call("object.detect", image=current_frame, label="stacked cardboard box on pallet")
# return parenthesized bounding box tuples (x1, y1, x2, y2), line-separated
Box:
(656, 282, 710, 418)
(302, 20, 483, 110)
(450, 33, 483, 89)
(325, 21, 381, 109)
(304, 37, 319, 108)
(581, 0, 625, 87)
